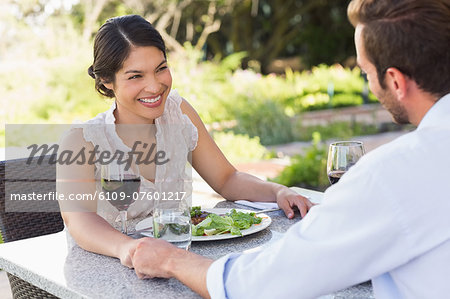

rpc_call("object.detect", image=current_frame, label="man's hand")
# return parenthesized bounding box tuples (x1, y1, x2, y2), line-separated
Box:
(130, 238, 213, 298)
(276, 187, 315, 219)
(118, 238, 142, 268)
(131, 237, 181, 278)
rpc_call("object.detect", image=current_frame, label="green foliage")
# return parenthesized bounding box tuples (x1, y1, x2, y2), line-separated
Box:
(5, 124, 70, 148)
(170, 48, 246, 124)
(293, 1, 355, 68)
(218, 52, 248, 73)
(32, 59, 111, 123)
(7, 0, 355, 73)
(204, 0, 354, 71)
(0, 37, 109, 147)
(229, 99, 294, 146)
(174, 55, 372, 121)
(282, 64, 370, 113)
(0, 130, 4, 149)
(212, 131, 267, 165)
(1, 20, 374, 150)
(173, 53, 374, 146)
(294, 121, 378, 142)
(270, 133, 329, 191)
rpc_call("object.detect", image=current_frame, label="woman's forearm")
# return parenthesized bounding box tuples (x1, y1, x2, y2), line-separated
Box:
(62, 212, 132, 258)
(217, 171, 282, 202)
(216, 171, 314, 218)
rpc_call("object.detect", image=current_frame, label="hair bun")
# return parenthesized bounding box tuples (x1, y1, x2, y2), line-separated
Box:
(88, 65, 96, 79)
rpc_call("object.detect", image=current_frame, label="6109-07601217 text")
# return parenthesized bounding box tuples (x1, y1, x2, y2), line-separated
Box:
(9, 191, 187, 202)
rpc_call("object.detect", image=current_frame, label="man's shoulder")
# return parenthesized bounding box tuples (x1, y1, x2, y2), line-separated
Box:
(363, 131, 417, 161)
(348, 130, 426, 183)
(361, 126, 449, 173)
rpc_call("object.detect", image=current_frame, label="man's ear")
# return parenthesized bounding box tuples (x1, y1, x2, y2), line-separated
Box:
(385, 67, 408, 100)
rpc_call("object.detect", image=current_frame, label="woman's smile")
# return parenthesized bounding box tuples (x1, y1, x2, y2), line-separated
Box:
(138, 94, 163, 108)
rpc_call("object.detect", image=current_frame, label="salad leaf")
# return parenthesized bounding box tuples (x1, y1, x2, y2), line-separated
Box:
(227, 209, 262, 230)
(168, 223, 190, 235)
(190, 206, 202, 218)
(191, 209, 262, 237)
(191, 217, 211, 236)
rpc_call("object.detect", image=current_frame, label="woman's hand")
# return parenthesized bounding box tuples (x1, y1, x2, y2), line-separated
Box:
(118, 237, 142, 268)
(276, 187, 315, 219)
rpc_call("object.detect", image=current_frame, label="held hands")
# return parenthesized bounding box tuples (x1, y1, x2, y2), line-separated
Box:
(129, 238, 213, 298)
(118, 238, 142, 268)
(118, 236, 178, 277)
(275, 187, 315, 219)
(117, 237, 178, 278)
(122, 187, 315, 277)
(128, 237, 180, 279)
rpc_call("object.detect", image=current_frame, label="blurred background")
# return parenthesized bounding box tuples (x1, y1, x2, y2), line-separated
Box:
(0, 0, 411, 191)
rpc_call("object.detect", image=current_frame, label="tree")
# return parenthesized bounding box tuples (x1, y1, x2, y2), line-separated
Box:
(81, 0, 110, 42)
(208, 0, 354, 71)
(118, 0, 239, 56)
(5, 0, 355, 71)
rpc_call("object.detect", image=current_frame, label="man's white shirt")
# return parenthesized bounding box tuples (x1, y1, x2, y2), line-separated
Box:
(207, 93, 450, 299)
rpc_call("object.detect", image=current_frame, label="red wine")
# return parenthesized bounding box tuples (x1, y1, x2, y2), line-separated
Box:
(101, 177, 140, 211)
(328, 170, 345, 185)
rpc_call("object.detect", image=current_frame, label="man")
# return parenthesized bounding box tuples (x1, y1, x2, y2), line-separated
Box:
(131, 0, 450, 298)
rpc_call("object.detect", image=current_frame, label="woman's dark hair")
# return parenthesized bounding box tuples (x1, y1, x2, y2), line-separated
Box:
(88, 15, 166, 98)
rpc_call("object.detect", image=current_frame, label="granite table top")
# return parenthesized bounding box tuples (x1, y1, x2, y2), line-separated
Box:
(0, 187, 373, 298)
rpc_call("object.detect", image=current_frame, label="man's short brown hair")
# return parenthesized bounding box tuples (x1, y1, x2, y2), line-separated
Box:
(348, 0, 450, 98)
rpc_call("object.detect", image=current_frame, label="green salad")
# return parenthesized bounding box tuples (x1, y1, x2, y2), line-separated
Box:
(191, 208, 262, 236)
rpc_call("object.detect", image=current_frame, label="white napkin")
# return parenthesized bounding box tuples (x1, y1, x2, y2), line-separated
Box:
(234, 200, 279, 210)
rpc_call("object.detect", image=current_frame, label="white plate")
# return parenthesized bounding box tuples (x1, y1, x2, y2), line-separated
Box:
(134, 208, 272, 241)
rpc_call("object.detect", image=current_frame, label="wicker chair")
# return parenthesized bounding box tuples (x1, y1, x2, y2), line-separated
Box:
(0, 155, 64, 299)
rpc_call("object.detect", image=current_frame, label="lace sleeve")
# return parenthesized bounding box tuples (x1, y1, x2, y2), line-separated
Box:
(164, 90, 199, 151)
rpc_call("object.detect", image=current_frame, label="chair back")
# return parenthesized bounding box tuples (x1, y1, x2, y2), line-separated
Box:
(0, 155, 64, 242)
(0, 155, 63, 298)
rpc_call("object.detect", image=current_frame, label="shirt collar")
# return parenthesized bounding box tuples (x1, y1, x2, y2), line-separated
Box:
(105, 101, 117, 124)
(418, 93, 450, 130)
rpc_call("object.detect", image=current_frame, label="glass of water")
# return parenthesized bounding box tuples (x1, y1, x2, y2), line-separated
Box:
(153, 196, 191, 250)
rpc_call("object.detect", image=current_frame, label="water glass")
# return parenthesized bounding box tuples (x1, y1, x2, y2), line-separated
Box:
(153, 197, 191, 250)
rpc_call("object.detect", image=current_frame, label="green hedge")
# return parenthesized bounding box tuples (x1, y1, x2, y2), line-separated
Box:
(212, 131, 267, 164)
(270, 133, 329, 191)
(170, 50, 376, 145)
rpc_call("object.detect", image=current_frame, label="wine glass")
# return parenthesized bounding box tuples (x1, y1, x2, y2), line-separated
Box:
(327, 141, 365, 185)
(101, 158, 140, 234)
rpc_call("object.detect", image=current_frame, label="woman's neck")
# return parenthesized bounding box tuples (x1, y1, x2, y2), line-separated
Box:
(113, 104, 155, 125)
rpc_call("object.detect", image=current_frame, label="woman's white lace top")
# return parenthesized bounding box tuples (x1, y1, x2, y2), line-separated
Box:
(78, 90, 198, 227)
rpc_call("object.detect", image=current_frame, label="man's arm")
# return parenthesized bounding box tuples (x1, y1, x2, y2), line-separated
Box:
(132, 238, 213, 298)
(132, 151, 418, 298)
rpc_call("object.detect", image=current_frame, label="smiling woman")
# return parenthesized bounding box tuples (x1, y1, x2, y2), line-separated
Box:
(103, 46, 172, 124)
(87, 15, 167, 98)
(87, 15, 172, 124)
(56, 14, 313, 272)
